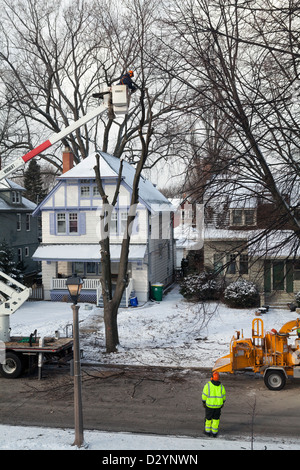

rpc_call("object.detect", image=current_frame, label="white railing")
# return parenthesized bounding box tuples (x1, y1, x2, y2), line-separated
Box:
(51, 278, 100, 290)
(51, 277, 133, 308)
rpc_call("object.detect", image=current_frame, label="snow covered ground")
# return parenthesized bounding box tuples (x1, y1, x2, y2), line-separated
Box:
(2, 284, 300, 450)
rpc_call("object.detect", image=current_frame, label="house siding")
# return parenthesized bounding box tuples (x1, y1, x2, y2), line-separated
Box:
(33, 152, 174, 303)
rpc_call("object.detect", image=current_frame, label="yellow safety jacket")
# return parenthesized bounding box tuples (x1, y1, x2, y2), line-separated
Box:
(202, 381, 226, 408)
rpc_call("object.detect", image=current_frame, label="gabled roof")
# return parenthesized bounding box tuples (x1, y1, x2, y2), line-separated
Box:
(43, 151, 172, 211)
(0, 178, 25, 191)
(0, 178, 36, 212)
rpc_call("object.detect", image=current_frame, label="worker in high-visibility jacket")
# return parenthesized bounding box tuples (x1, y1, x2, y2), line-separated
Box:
(202, 371, 226, 437)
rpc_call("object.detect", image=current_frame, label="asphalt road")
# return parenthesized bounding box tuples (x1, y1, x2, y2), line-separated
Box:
(0, 364, 299, 441)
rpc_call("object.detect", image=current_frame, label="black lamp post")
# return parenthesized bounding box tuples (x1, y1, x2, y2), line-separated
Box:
(66, 275, 84, 447)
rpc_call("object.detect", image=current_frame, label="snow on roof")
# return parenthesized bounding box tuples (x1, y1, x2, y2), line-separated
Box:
(0, 178, 36, 211)
(59, 151, 172, 210)
(32, 243, 147, 262)
(0, 178, 25, 191)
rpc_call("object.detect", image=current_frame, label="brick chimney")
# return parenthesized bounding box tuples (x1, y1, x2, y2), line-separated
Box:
(62, 146, 74, 173)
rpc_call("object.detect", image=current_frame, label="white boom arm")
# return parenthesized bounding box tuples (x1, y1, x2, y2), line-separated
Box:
(0, 85, 129, 182)
(0, 272, 31, 342)
(0, 272, 30, 316)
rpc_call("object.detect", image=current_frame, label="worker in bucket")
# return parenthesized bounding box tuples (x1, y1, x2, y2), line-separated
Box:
(118, 70, 137, 93)
(92, 70, 137, 100)
(202, 371, 226, 438)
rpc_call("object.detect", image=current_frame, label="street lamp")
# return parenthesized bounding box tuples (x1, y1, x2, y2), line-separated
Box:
(66, 275, 84, 447)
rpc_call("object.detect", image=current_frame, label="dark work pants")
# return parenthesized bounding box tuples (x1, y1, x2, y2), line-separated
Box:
(204, 406, 222, 435)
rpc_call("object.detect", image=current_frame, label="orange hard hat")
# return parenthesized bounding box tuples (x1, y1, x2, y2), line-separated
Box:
(128, 70, 134, 77)
(211, 371, 219, 381)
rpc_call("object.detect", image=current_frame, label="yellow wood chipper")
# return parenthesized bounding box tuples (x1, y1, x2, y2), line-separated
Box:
(213, 317, 300, 390)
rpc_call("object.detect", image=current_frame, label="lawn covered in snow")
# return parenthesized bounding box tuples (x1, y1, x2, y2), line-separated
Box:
(3, 284, 300, 451)
(11, 284, 300, 369)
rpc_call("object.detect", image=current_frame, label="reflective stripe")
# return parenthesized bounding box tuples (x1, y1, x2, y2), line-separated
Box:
(202, 382, 226, 408)
(205, 420, 212, 433)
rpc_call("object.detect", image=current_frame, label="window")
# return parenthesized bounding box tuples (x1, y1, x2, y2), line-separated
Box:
(93, 186, 100, 196)
(213, 253, 224, 273)
(69, 213, 78, 233)
(230, 209, 256, 226)
(227, 254, 236, 274)
(25, 247, 29, 257)
(240, 254, 249, 274)
(80, 186, 90, 197)
(120, 211, 128, 234)
(26, 213, 31, 231)
(57, 213, 66, 233)
(232, 209, 243, 225)
(17, 213, 21, 231)
(72, 262, 99, 277)
(245, 210, 255, 226)
(86, 262, 96, 274)
(12, 191, 21, 204)
(17, 248, 22, 262)
(74, 262, 84, 275)
(110, 211, 118, 235)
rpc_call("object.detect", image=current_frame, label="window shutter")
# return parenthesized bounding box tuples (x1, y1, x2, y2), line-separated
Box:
(79, 212, 86, 235)
(49, 213, 55, 234)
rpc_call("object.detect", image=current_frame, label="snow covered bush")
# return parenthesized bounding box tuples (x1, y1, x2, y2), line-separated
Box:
(224, 279, 259, 308)
(180, 272, 224, 301)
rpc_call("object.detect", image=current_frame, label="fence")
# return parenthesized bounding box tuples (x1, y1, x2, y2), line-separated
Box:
(28, 285, 44, 301)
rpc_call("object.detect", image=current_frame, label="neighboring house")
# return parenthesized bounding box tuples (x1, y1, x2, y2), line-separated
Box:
(32, 149, 175, 304)
(0, 178, 39, 279)
(171, 198, 203, 273)
(202, 178, 300, 307)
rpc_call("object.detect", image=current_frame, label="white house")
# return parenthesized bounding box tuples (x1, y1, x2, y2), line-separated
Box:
(32, 149, 175, 305)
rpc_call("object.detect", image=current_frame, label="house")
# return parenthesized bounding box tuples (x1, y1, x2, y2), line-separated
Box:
(171, 197, 204, 274)
(202, 176, 300, 307)
(32, 149, 175, 304)
(0, 178, 39, 280)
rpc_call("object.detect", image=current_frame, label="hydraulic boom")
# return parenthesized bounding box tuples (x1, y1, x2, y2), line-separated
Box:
(0, 85, 129, 183)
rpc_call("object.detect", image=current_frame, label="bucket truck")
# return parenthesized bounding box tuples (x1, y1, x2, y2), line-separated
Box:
(0, 85, 129, 378)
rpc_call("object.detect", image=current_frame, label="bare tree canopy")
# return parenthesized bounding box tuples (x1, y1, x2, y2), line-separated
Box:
(154, 0, 300, 248)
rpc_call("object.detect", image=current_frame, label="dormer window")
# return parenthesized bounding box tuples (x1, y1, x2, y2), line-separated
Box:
(230, 209, 256, 226)
(11, 191, 21, 204)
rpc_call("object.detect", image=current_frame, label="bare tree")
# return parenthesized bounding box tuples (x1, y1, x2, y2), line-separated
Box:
(157, 0, 300, 244)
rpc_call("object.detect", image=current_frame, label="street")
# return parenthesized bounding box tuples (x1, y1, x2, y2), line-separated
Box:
(0, 364, 299, 441)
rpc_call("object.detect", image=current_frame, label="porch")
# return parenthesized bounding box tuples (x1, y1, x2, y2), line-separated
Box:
(50, 277, 135, 307)
(262, 259, 300, 309)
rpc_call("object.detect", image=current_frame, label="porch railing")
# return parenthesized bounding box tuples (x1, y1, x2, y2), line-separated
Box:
(51, 277, 133, 307)
(51, 278, 100, 290)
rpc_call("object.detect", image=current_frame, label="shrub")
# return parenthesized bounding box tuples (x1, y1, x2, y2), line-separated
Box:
(224, 279, 259, 308)
(180, 272, 224, 301)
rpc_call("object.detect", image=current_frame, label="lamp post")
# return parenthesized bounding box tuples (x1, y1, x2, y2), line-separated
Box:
(66, 275, 84, 447)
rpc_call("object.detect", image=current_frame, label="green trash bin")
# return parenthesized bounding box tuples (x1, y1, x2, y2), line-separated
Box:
(151, 283, 163, 301)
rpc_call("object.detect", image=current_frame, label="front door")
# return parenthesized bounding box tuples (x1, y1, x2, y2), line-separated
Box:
(264, 260, 294, 293)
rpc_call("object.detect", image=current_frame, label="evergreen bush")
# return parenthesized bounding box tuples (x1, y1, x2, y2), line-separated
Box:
(224, 279, 259, 308)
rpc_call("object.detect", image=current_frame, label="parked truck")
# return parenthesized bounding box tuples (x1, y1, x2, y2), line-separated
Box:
(213, 317, 300, 390)
(0, 271, 73, 378)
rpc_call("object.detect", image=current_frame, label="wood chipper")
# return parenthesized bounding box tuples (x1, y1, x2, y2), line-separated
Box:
(213, 317, 300, 390)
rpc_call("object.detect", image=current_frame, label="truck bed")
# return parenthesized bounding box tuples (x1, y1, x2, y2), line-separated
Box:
(6, 336, 73, 354)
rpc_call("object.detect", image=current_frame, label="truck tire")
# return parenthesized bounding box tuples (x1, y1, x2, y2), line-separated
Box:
(264, 370, 286, 391)
(0, 352, 24, 379)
